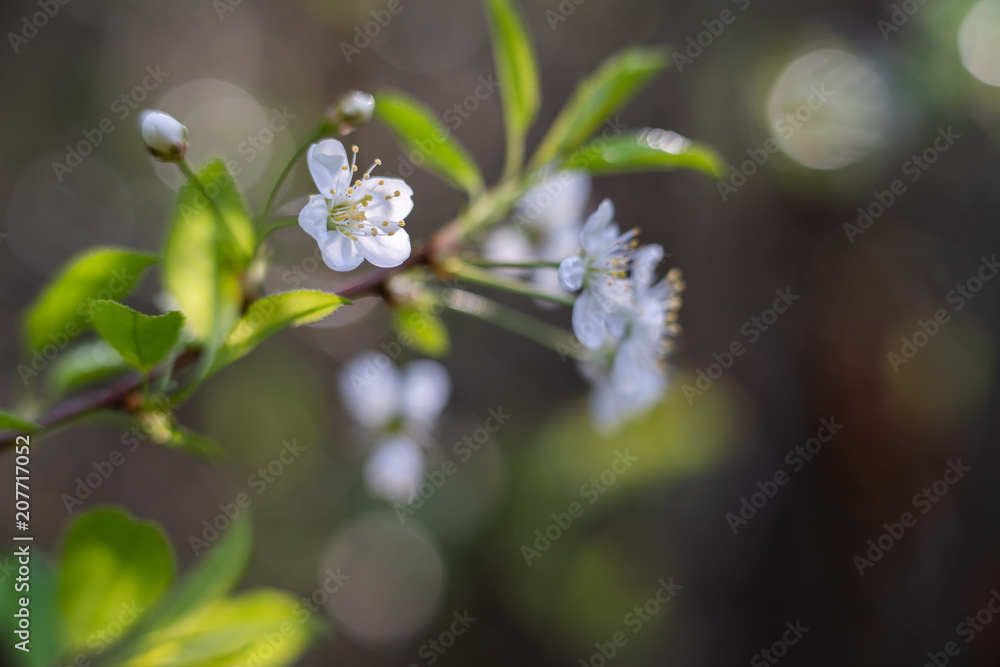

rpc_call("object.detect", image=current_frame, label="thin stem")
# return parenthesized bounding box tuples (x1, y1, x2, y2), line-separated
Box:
(464, 256, 561, 270)
(450, 260, 575, 306)
(443, 288, 587, 361)
(260, 216, 299, 240)
(501, 130, 525, 185)
(260, 127, 323, 226)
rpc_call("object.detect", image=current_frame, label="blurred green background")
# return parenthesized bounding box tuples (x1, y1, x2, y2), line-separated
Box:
(3, 0, 1000, 665)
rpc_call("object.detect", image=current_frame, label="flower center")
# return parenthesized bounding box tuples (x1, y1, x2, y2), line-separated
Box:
(323, 146, 407, 239)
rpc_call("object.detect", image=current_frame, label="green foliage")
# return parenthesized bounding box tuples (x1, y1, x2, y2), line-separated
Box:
(91, 301, 184, 372)
(120, 590, 319, 667)
(58, 508, 175, 653)
(393, 304, 451, 358)
(0, 409, 39, 432)
(375, 90, 484, 194)
(531, 47, 670, 169)
(23, 248, 159, 353)
(214, 290, 349, 370)
(485, 0, 540, 142)
(47, 340, 130, 398)
(566, 129, 725, 178)
(0, 554, 62, 667)
(163, 160, 254, 367)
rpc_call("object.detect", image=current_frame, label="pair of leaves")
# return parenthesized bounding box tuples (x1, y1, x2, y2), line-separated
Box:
(22, 248, 160, 354)
(376, 1, 716, 188)
(2, 507, 317, 667)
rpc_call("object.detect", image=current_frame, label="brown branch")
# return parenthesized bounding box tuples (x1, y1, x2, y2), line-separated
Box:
(0, 220, 463, 451)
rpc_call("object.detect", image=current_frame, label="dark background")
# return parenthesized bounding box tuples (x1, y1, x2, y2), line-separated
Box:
(2, 0, 1000, 665)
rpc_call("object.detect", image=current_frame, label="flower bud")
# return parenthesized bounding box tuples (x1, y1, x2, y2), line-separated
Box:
(324, 90, 375, 136)
(139, 110, 188, 161)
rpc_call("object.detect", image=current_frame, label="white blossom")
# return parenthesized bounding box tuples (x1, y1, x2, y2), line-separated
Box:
(299, 139, 413, 272)
(339, 352, 451, 503)
(139, 110, 187, 161)
(558, 199, 640, 349)
(579, 244, 684, 433)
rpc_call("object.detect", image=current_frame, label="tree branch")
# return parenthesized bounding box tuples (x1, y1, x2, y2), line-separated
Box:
(0, 220, 463, 451)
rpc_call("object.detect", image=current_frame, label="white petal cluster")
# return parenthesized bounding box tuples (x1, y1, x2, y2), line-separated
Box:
(339, 352, 451, 503)
(299, 139, 413, 271)
(483, 171, 591, 297)
(558, 202, 684, 433)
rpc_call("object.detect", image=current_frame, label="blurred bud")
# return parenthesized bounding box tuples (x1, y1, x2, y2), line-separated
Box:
(139, 110, 188, 161)
(324, 91, 375, 136)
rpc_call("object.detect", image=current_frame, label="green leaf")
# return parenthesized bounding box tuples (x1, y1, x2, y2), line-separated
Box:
(0, 553, 62, 667)
(90, 301, 184, 372)
(375, 90, 484, 194)
(565, 128, 725, 179)
(0, 409, 39, 432)
(23, 248, 159, 353)
(214, 291, 350, 370)
(485, 0, 540, 139)
(47, 339, 131, 398)
(393, 305, 450, 358)
(120, 590, 320, 667)
(59, 508, 175, 654)
(531, 46, 670, 169)
(163, 160, 251, 373)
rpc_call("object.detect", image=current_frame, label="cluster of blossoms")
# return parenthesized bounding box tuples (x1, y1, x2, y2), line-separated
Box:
(556, 200, 684, 432)
(338, 352, 451, 504)
(139, 109, 683, 500)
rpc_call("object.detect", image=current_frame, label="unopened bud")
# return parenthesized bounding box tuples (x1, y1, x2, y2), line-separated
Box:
(325, 90, 375, 136)
(139, 110, 188, 161)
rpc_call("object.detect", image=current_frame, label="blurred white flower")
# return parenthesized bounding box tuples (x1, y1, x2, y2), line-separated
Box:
(579, 244, 684, 433)
(558, 199, 639, 349)
(139, 110, 187, 161)
(299, 139, 413, 271)
(339, 352, 451, 503)
(363, 437, 425, 504)
(484, 171, 590, 296)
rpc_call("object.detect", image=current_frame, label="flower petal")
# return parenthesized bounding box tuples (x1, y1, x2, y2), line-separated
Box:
(356, 177, 414, 223)
(573, 289, 609, 350)
(308, 139, 351, 196)
(338, 351, 401, 428)
(364, 436, 424, 504)
(558, 255, 586, 291)
(632, 244, 664, 289)
(319, 230, 365, 272)
(402, 359, 451, 426)
(580, 199, 617, 255)
(356, 228, 411, 268)
(297, 196, 329, 241)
